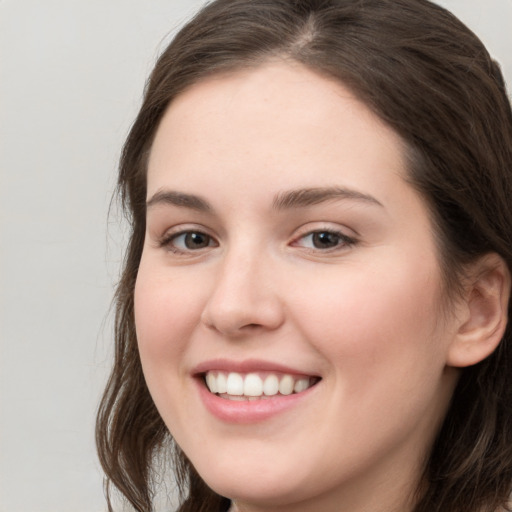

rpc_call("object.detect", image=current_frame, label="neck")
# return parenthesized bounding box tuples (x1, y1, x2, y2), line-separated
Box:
(223, 459, 421, 512)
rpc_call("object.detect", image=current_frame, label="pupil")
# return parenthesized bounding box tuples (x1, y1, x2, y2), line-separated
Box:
(185, 232, 209, 249)
(312, 232, 339, 248)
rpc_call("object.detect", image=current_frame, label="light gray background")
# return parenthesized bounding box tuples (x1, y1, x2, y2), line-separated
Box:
(1, 1, 511, 511)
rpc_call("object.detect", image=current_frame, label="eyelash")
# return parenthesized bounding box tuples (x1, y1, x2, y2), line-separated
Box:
(291, 229, 356, 252)
(158, 228, 356, 255)
(158, 230, 217, 254)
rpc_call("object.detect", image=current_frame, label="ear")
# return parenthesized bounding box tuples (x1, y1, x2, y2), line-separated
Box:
(447, 253, 511, 368)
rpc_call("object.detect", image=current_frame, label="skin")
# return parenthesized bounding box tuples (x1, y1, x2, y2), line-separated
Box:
(134, 61, 465, 512)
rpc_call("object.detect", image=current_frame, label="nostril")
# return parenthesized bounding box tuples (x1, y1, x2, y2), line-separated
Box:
(200, 288, 285, 335)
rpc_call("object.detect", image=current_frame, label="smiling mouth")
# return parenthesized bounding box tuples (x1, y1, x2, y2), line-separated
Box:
(203, 371, 321, 401)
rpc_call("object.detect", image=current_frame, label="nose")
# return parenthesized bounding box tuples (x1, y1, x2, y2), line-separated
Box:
(200, 248, 285, 338)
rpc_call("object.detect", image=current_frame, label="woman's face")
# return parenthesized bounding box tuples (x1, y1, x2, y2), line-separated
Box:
(135, 62, 461, 511)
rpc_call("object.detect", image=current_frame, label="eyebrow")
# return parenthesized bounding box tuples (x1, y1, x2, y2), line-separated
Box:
(272, 186, 383, 210)
(146, 190, 212, 212)
(146, 186, 383, 212)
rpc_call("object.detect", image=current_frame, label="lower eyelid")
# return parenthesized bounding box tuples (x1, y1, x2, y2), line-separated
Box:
(158, 229, 219, 253)
(292, 230, 355, 248)
(156, 225, 354, 253)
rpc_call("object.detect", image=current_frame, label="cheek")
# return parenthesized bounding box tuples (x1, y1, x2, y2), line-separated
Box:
(134, 266, 204, 376)
(291, 259, 454, 458)
(133, 265, 210, 431)
(293, 257, 447, 389)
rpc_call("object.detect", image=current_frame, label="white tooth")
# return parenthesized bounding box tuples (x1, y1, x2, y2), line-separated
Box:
(263, 374, 279, 396)
(279, 375, 294, 395)
(244, 373, 263, 396)
(294, 377, 309, 393)
(225, 394, 245, 401)
(226, 372, 244, 395)
(217, 372, 227, 393)
(206, 373, 217, 393)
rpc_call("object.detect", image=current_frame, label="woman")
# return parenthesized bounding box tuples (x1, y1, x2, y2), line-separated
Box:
(96, 1, 512, 511)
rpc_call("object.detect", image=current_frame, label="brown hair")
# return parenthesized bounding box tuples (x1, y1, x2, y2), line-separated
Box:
(96, 1, 512, 511)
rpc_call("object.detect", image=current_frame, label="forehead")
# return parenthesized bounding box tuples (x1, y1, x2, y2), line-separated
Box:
(147, 61, 410, 208)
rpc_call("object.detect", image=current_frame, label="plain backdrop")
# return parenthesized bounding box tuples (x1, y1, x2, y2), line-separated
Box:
(1, 1, 511, 511)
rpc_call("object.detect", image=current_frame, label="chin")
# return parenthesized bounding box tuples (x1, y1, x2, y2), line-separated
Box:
(206, 476, 304, 508)
(190, 448, 322, 507)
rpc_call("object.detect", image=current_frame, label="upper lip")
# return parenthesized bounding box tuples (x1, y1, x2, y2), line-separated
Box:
(192, 358, 320, 377)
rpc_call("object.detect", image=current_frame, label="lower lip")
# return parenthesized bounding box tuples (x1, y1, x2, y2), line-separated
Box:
(196, 379, 318, 424)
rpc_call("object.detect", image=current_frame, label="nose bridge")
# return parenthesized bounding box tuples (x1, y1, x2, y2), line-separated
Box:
(201, 239, 284, 336)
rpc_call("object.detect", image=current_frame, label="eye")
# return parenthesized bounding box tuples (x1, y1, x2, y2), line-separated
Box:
(160, 230, 217, 253)
(293, 230, 355, 251)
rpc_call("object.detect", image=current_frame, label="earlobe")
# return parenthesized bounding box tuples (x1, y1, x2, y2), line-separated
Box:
(447, 253, 511, 368)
